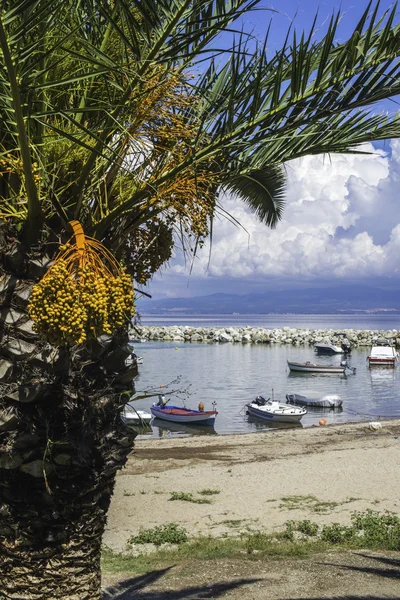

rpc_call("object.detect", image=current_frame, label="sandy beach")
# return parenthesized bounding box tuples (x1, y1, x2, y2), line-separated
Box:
(104, 419, 400, 553)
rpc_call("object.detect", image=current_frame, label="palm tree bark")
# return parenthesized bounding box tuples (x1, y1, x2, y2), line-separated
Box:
(0, 224, 138, 599)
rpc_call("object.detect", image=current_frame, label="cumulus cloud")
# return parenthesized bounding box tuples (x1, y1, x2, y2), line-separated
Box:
(147, 140, 400, 296)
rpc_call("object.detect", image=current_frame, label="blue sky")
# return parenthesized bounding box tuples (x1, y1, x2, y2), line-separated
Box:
(140, 1, 400, 302)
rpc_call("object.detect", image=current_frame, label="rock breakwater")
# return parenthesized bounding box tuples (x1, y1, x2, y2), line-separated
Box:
(129, 325, 400, 348)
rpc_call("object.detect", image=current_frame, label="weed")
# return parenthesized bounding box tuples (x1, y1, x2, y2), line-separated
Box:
(199, 489, 220, 496)
(129, 523, 188, 547)
(222, 519, 245, 528)
(313, 500, 339, 513)
(320, 523, 354, 544)
(279, 495, 356, 514)
(279, 495, 318, 510)
(123, 491, 135, 497)
(170, 491, 212, 504)
(292, 520, 319, 537)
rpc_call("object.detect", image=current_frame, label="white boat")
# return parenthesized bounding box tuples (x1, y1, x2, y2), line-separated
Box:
(286, 393, 343, 408)
(121, 406, 152, 425)
(367, 346, 399, 367)
(314, 342, 342, 354)
(125, 352, 143, 366)
(314, 342, 351, 355)
(287, 360, 356, 374)
(246, 396, 306, 423)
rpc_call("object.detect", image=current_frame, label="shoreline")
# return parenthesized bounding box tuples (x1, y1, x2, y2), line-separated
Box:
(104, 418, 400, 553)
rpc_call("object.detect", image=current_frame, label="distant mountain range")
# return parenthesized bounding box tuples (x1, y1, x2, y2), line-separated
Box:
(137, 285, 400, 315)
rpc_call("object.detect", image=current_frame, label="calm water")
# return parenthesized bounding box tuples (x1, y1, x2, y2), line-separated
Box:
(129, 333, 400, 439)
(141, 313, 400, 330)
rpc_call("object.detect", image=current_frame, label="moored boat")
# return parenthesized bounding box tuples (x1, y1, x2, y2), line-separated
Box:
(246, 396, 306, 423)
(314, 341, 351, 355)
(121, 406, 152, 425)
(125, 351, 143, 366)
(286, 393, 343, 408)
(367, 346, 398, 367)
(151, 396, 218, 424)
(287, 360, 356, 374)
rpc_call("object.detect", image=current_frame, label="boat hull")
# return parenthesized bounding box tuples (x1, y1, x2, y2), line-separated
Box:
(151, 405, 217, 424)
(246, 403, 306, 423)
(314, 344, 343, 355)
(287, 361, 345, 373)
(368, 358, 397, 367)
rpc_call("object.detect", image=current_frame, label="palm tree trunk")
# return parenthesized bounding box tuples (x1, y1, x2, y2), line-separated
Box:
(0, 224, 138, 599)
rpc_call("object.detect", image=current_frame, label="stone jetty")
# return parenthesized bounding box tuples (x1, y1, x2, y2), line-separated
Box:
(129, 325, 400, 348)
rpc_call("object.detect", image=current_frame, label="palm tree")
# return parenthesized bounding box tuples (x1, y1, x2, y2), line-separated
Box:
(1, 1, 400, 597)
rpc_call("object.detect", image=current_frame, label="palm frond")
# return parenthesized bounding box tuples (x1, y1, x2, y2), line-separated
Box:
(222, 166, 286, 228)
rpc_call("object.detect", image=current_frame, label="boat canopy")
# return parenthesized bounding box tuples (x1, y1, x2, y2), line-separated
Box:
(369, 346, 397, 358)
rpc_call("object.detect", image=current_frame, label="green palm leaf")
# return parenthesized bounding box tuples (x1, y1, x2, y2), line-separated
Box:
(222, 166, 286, 228)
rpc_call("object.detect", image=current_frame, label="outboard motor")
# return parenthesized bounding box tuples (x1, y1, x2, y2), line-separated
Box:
(157, 394, 167, 407)
(254, 395, 267, 406)
(341, 342, 351, 354)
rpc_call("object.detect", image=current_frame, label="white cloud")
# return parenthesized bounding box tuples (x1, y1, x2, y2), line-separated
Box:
(145, 140, 400, 297)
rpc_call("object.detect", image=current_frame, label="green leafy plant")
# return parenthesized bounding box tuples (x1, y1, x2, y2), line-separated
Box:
(199, 489, 220, 496)
(129, 523, 188, 547)
(291, 520, 319, 537)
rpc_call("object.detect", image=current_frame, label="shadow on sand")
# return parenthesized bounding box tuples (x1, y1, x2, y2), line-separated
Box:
(102, 565, 262, 599)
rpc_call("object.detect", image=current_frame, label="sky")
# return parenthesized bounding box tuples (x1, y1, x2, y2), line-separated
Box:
(141, 0, 400, 301)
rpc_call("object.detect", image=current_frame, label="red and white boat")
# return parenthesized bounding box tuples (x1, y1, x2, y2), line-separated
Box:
(367, 346, 399, 367)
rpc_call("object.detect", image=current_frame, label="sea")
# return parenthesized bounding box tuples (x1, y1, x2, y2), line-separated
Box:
(129, 314, 400, 438)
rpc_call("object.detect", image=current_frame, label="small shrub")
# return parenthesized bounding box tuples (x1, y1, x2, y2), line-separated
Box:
(294, 520, 319, 537)
(129, 523, 188, 546)
(282, 521, 295, 541)
(320, 523, 354, 544)
(199, 488, 220, 496)
(351, 510, 400, 550)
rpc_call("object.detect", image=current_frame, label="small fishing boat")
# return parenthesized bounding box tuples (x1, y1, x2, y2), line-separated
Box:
(286, 393, 343, 408)
(151, 396, 218, 424)
(367, 346, 398, 367)
(121, 406, 152, 425)
(246, 396, 306, 423)
(287, 360, 356, 374)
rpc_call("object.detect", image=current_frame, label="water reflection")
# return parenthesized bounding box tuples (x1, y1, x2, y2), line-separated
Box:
(151, 418, 217, 437)
(246, 415, 303, 431)
(287, 371, 349, 379)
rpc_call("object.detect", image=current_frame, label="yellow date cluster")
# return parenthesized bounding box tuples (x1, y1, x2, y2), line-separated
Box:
(28, 260, 134, 346)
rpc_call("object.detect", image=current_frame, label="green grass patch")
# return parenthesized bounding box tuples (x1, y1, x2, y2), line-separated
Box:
(102, 510, 400, 578)
(129, 523, 188, 546)
(169, 491, 212, 504)
(279, 495, 360, 514)
(198, 488, 220, 496)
